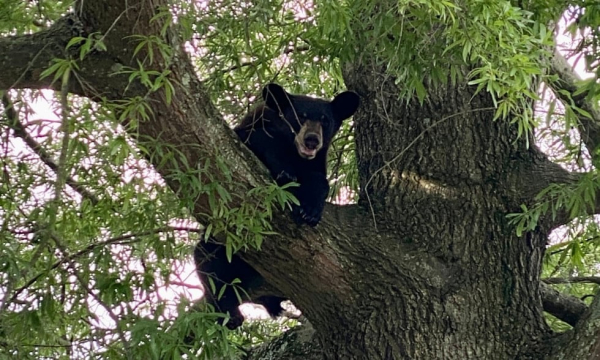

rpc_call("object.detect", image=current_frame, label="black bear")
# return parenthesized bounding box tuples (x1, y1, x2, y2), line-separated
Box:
(194, 241, 287, 330)
(195, 83, 360, 329)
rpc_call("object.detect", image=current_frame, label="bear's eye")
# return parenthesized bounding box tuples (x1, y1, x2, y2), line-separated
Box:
(321, 118, 332, 131)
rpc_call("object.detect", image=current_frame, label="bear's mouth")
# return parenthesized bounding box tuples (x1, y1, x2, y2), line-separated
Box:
(294, 125, 322, 160)
(297, 142, 317, 159)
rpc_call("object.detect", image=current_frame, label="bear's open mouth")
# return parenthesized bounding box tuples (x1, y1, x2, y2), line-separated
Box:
(297, 143, 317, 159)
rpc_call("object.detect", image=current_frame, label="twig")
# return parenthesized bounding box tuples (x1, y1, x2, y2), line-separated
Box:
(52, 233, 134, 360)
(548, 48, 600, 159)
(0, 92, 99, 204)
(8, 226, 203, 305)
(543, 277, 600, 286)
(201, 45, 310, 82)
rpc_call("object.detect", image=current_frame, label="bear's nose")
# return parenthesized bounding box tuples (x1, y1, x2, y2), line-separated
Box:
(304, 134, 320, 150)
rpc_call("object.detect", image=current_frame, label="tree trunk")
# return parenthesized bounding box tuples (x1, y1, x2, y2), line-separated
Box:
(2, 1, 600, 359)
(329, 60, 551, 358)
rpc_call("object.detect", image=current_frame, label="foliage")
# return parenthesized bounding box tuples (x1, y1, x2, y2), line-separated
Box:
(2, 0, 600, 358)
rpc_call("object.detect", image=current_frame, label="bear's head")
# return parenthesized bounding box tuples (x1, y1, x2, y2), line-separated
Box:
(262, 83, 360, 160)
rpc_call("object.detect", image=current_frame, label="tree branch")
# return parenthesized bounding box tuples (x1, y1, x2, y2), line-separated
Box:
(243, 323, 321, 360)
(508, 151, 600, 231)
(202, 44, 311, 81)
(548, 48, 600, 158)
(7, 226, 201, 307)
(511, 49, 600, 231)
(548, 289, 600, 359)
(0, 14, 145, 99)
(508, 152, 579, 230)
(544, 277, 600, 286)
(541, 282, 588, 327)
(1, 92, 99, 204)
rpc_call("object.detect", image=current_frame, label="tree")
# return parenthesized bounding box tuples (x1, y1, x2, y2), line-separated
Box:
(1, 0, 600, 359)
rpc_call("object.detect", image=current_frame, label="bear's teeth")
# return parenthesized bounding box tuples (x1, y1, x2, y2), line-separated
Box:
(301, 147, 316, 157)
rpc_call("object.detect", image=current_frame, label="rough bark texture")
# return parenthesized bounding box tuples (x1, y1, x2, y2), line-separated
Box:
(548, 295, 600, 360)
(339, 60, 553, 359)
(2, 0, 600, 359)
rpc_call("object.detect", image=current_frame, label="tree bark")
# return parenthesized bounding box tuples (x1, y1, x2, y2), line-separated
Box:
(339, 60, 555, 358)
(547, 295, 600, 360)
(2, 1, 600, 359)
(540, 283, 588, 327)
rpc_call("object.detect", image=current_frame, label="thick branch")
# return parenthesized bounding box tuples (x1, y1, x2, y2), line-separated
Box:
(541, 282, 588, 327)
(513, 153, 576, 198)
(0, 16, 76, 91)
(549, 49, 600, 157)
(507, 150, 600, 231)
(548, 289, 600, 359)
(507, 151, 579, 230)
(514, 161, 600, 230)
(0, 14, 145, 99)
(243, 324, 321, 360)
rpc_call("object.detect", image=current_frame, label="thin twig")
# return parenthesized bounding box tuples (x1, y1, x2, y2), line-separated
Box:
(1, 92, 100, 204)
(52, 233, 134, 360)
(543, 277, 600, 286)
(8, 226, 202, 305)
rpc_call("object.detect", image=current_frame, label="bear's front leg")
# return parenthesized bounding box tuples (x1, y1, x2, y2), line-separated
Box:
(273, 168, 298, 185)
(292, 172, 329, 227)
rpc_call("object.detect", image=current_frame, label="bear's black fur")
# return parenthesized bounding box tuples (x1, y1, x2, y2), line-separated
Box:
(234, 83, 360, 226)
(195, 84, 360, 329)
(194, 241, 287, 330)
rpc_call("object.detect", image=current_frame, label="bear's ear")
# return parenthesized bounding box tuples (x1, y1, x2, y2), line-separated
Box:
(330, 91, 360, 122)
(262, 83, 293, 112)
